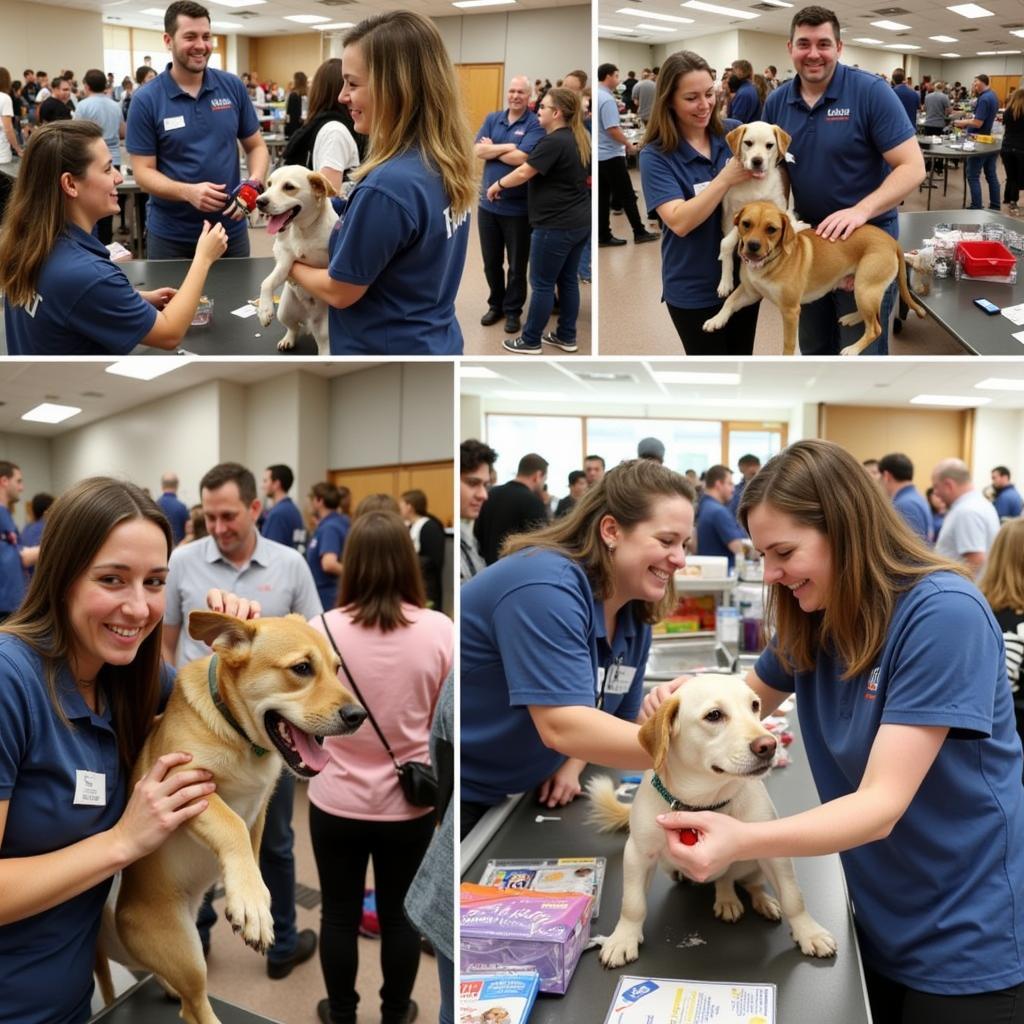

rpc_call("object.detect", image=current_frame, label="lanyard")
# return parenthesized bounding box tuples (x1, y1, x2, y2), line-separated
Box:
(597, 655, 623, 710)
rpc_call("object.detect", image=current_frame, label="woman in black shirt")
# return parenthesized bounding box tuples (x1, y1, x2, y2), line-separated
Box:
(486, 87, 590, 354)
(1001, 88, 1024, 216)
(285, 70, 307, 138)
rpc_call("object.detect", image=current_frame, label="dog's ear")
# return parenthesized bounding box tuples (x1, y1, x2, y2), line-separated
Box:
(725, 124, 746, 157)
(637, 696, 681, 771)
(771, 124, 791, 163)
(308, 172, 337, 200)
(779, 214, 797, 256)
(188, 611, 258, 659)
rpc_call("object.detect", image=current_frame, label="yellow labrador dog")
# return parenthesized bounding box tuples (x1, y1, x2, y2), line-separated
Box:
(705, 199, 925, 355)
(588, 674, 836, 968)
(99, 611, 365, 1024)
(255, 165, 339, 356)
(717, 122, 800, 298)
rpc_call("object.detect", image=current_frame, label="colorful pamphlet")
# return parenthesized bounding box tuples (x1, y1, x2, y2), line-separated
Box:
(459, 971, 540, 1024)
(478, 857, 607, 917)
(602, 975, 776, 1024)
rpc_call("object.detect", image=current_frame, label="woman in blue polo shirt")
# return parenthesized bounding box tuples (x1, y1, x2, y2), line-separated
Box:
(651, 440, 1024, 1023)
(460, 459, 695, 838)
(289, 11, 475, 356)
(0, 120, 227, 356)
(638, 50, 759, 354)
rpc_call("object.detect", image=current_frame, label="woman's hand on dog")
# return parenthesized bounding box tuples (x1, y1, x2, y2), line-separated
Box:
(639, 676, 693, 723)
(718, 156, 756, 190)
(656, 809, 747, 883)
(113, 752, 215, 864)
(537, 757, 585, 807)
(205, 589, 261, 620)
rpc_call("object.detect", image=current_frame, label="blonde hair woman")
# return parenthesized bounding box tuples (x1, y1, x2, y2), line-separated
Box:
(0, 121, 226, 355)
(289, 10, 476, 356)
(485, 87, 591, 354)
(1001, 87, 1024, 216)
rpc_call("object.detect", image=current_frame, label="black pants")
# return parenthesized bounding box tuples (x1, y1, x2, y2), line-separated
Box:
(667, 299, 759, 355)
(1002, 148, 1024, 205)
(598, 156, 645, 239)
(309, 804, 435, 1024)
(864, 964, 1024, 1023)
(478, 207, 531, 316)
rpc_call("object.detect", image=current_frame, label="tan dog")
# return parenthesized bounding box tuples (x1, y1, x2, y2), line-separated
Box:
(100, 611, 365, 1024)
(588, 674, 836, 968)
(717, 122, 799, 298)
(705, 199, 925, 355)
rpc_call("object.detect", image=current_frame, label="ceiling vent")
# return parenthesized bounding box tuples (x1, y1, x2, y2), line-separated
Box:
(871, 6, 911, 14)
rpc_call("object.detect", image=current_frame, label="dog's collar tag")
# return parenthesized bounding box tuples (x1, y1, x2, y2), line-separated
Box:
(207, 655, 268, 757)
(650, 772, 730, 813)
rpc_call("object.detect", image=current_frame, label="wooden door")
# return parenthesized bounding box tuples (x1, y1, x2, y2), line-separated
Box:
(990, 76, 1019, 106)
(329, 461, 454, 526)
(456, 63, 504, 136)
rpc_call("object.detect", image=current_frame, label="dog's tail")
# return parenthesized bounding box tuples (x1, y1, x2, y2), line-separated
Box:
(585, 775, 633, 833)
(897, 248, 927, 320)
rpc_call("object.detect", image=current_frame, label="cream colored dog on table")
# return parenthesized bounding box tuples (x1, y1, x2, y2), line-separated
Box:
(588, 673, 837, 968)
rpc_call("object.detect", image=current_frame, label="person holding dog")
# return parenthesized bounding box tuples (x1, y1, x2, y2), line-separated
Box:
(288, 10, 475, 355)
(638, 49, 760, 353)
(0, 120, 228, 355)
(461, 458, 695, 838)
(648, 439, 1024, 1024)
(0, 477, 263, 1024)
(308, 511, 452, 1024)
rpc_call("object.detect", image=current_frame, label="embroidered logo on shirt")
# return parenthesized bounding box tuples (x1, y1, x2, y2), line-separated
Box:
(24, 294, 41, 319)
(444, 204, 469, 239)
(211, 97, 234, 111)
(865, 666, 880, 700)
(826, 107, 851, 121)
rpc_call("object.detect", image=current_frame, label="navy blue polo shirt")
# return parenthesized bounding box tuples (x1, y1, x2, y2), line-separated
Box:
(262, 496, 305, 550)
(755, 573, 1024, 994)
(893, 83, 920, 129)
(639, 119, 740, 309)
(4, 224, 157, 356)
(696, 494, 745, 570)
(970, 89, 998, 134)
(157, 492, 189, 546)
(994, 484, 1023, 519)
(892, 484, 932, 543)
(326, 149, 469, 355)
(764, 64, 915, 237)
(125, 64, 259, 243)
(729, 81, 762, 124)
(477, 108, 545, 217)
(461, 548, 652, 806)
(0, 507, 25, 614)
(306, 511, 348, 610)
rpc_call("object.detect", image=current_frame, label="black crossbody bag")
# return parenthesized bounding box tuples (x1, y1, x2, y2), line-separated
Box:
(319, 615, 438, 808)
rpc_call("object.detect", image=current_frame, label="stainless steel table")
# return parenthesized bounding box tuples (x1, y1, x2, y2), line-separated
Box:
(916, 138, 1001, 211)
(460, 716, 872, 1024)
(89, 974, 282, 1022)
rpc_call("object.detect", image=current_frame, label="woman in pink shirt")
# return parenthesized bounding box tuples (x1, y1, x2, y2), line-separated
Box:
(309, 510, 453, 1024)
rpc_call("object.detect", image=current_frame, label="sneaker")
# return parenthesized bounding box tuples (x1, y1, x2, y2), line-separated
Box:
(598, 236, 627, 247)
(634, 230, 659, 244)
(316, 998, 356, 1024)
(542, 331, 578, 353)
(502, 335, 542, 354)
(266, 928, 317, 979)
(480, 308, 502, 326)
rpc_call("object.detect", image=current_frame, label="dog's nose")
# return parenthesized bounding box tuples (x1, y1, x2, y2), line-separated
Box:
(751, 156, 763, 168)
(750, 735, 777, 759)
(256, 195, 269, 211)
(340, 704, 367, 730)
(746, 239, 761, 254)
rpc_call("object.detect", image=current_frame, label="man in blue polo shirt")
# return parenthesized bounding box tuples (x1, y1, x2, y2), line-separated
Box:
(156, 471, 190, 546)
(261, 463, 306, 550)
(879, 452, 932, 544)
(126, 0, 268, 258)
(990, 466, 1023, 520)
(0, 462, 39, 620)
(729, 453, 761, 517)
(763, 5, 925, 356)
(728, 60, 762, 123)
(954, 74, 1000, 212)
(890, 68, 919, 130)
(475, 76, 545, 336)
(307, 481, 348, 610)
(696, 465, 748, 571)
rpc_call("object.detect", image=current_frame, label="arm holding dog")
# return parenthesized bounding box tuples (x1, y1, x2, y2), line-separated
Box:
(0, 752, 213, 926)
(288, 263, 369, 310)
(655, 156, 752, 237)
(529, 705, 653, 770)
(641, 669, 789, 722)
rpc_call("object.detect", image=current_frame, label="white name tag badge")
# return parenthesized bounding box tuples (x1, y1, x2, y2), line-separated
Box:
(74, 770, 106, 807)
(163, 115, 186, 131)
(693, 180, 712, 197)
(604, 664, 637, 695)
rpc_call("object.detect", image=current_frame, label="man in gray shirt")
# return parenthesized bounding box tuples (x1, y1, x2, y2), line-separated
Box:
(632, 68, 657, 124)
(74, 68, 126, 244)
(163, 462, 323, 978)
(931, 458, 1000, 576)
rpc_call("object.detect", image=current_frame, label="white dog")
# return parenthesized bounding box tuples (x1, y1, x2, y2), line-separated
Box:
(255, 166, 339, 356)
(588, 674, 837, 968)
(717, 121, 802, 298)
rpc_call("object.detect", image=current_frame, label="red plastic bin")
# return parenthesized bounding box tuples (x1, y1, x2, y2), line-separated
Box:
(956, 241, 1016, 277)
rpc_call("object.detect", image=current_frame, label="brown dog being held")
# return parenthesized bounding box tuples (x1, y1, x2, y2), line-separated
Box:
(98, 611, 365, 1024)
(705, 199, 925, 356)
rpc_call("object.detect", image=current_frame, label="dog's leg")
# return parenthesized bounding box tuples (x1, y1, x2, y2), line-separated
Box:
(274, 283, 306, 351)
(713, 871, 746, 923)
(257, 259, 294, 328)
(759, 858, 837, 958)
(599, 834, 658, 968)
(703, 283, 760, 334)
(717, 227, 739, 297)
(738, 868, 782, 921)
(780, 303, 801, 356)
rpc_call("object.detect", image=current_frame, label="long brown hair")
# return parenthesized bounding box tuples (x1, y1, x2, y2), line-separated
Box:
(0, 67, 12, 94)
(503, 459, 695, 624)
(0, 120, 103, 308)
(291, 70, 308, 97)
(645, 50, 725, 154)
(1007, 87, 1024, 121)
(337, 511, 426, 631)
(343, 11, 476, 216)
(1, 478, 172, 774)
(979, 519, 1024, 614)
(544, 87, 591, 167)
(738, 439, 967, 678)
(307, 57, 344, 121)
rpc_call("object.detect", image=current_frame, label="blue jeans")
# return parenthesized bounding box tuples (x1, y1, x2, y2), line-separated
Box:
(437, 952, 454, 1024)
(197, 771, 298, 960)
(966, 152, 1001, 210)
(798, 279, 895, 355)
(147, 227, 250, 259)
(578, 233, 592, 282)
(522, 225, 589, 344)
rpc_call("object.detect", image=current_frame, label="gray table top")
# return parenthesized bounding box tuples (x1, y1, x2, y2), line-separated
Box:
(89, 975, 281, 1023)
(461, 716, 871, 1024)
(898, 210, 1024, 355)
(916, 138, 1002, 158)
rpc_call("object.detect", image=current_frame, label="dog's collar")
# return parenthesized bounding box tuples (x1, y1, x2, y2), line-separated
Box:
(207, 655, 268, 757)
(650, 772, 730, 813)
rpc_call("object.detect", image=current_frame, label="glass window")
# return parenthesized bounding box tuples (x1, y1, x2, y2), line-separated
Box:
(726, 428, 785, 473)
(486, 414, 583, 502)
(586, 418, 722, 476)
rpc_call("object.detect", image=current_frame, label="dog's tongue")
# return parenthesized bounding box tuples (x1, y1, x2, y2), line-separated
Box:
(266, 212, 292, 235)
(286, 723, 330, 772)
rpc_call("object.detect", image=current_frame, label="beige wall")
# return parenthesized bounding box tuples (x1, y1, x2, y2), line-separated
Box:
(248, 33, 323, 88)
(597, 41, 657, 75)
(1, 1, 103, 79)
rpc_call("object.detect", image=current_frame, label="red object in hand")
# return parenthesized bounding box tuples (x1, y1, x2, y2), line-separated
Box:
(235, 183, 260, 212)
(780, 731, 794, 747)
(679, 828, 699, 846)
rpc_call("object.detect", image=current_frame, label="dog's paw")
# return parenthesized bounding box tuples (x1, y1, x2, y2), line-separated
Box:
(257, 301, 275, 327)
(598, 928, 643, 968)
(223, 876, 275, 954)
(276, 332, 297, 351)
(837, 312, 864, 328)
(792, 920, 838, 958)
(703, 314, 727, 333)
(717, 279, 734, 299)
(838, 344, 861, 356)
(749, 890, 782, 921)
(713, 894, 745, 922)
